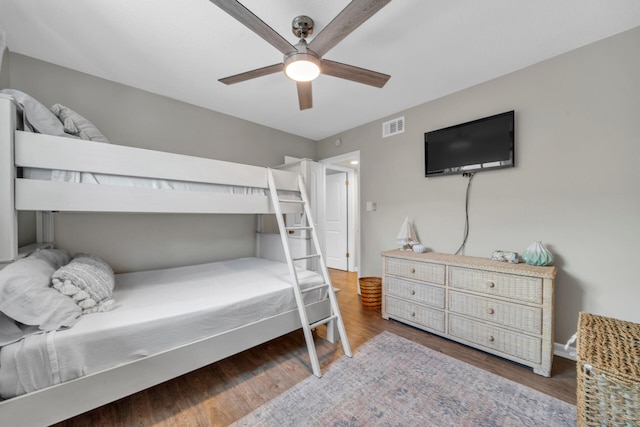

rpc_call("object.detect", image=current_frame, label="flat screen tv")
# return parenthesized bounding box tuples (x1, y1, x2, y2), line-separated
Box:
(424, 110, 514, 177)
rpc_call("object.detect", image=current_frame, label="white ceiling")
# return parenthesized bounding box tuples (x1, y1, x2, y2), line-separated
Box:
(1, 1, 639, 141)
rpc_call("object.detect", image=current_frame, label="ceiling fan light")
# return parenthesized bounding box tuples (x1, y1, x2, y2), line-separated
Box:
(285, 60, 320, 82)
(284, 53, 321, 82)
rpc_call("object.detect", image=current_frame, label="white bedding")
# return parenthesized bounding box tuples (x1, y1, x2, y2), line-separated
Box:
(0, 257, 324, 399)
(22, 167, 267, 195)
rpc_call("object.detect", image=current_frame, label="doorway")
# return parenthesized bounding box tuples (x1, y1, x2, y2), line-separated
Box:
(321, 151, 360, 273)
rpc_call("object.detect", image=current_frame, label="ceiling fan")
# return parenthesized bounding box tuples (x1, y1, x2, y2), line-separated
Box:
(210, 0, 392, 110)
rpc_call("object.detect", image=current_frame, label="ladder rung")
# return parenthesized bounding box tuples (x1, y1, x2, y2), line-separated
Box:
(301, 282, 330, 293)
(286, 226, 312, 231)
(309, 315, 338, 330)
(279, 198, 305, 204)
(293, 254, 321, 261)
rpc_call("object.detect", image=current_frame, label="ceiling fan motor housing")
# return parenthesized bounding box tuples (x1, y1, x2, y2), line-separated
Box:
(292, 15, 314, 39)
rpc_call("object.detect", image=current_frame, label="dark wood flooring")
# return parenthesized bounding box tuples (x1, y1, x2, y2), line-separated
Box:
(55, 269, 576, 427)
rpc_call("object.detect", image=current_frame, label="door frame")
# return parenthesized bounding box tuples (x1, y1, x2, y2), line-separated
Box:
(324, 168, 349, 271)
(320, 151, 360, 273)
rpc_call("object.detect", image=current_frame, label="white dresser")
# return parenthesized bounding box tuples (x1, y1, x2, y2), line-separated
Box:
(381, 250, 557, 376)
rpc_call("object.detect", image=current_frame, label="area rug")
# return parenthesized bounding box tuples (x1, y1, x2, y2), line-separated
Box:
(231, 331, 575, 426)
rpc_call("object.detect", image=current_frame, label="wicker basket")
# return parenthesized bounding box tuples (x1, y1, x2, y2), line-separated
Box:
(359, 277, 382, 310)
(577, 312, 640, 426)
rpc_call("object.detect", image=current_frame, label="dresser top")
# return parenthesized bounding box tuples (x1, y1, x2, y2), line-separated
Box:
(382, 249, 557, 279)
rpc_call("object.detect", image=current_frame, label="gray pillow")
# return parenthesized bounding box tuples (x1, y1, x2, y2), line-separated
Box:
(0, 89, 68, 136)
(50, 103, 109, 143)
(0, 249, 81, 330)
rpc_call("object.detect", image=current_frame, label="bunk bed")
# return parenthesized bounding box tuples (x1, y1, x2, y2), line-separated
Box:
(0, 93, 337, 426)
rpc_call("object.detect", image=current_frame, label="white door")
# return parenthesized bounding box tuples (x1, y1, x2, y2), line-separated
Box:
(325, 171, 348, 270)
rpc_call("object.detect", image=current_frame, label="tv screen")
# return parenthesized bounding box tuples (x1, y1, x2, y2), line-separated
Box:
(424, 111, 514, 177)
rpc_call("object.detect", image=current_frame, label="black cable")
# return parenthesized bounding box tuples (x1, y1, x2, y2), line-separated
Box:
(455, 172, 475, 255)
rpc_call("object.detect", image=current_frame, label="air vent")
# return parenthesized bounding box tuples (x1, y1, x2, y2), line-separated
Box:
(382, 116, 405, 138)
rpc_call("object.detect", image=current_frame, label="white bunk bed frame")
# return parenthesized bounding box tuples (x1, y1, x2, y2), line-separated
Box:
(0, 94, 334, 426)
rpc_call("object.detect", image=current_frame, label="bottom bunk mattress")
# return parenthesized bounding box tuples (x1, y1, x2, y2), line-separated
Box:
(0, 257, 325, 399)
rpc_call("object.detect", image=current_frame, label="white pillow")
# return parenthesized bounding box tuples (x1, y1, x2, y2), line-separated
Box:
(0, 249, 81, 331)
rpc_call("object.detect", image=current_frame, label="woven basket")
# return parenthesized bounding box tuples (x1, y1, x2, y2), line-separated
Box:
(359, 277, 382, 310)
(576, 312, 640, 426)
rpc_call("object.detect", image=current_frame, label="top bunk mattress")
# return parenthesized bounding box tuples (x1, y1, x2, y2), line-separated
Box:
(0, 257, 324, 399)
(21, 168, 267, 195)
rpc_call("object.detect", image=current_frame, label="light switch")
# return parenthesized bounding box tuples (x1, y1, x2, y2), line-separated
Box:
(366, 201, 377, 212)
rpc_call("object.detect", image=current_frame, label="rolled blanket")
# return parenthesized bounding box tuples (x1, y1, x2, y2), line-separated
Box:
(52, 253, 115, 314)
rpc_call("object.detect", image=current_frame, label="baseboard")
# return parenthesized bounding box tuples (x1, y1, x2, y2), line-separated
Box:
(554, 342, 576, 361)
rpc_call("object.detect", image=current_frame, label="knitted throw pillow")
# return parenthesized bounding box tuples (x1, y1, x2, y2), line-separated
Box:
(52, 253, 115, 314)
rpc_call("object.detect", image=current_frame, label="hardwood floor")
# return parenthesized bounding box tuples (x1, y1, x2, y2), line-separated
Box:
(55, 269, 576, 427)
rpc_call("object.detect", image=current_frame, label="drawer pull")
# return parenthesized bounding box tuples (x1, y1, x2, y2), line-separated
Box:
(411, 268, 416, 274)
(411, 312, 416, 317)
(486, 281, 495, 288)
(411, 290, 416, 296)
(488, 335, 495, 342)
(487, 308, 495, 315)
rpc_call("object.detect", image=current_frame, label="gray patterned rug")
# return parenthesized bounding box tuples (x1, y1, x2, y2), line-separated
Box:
(232, 331, 575, 426)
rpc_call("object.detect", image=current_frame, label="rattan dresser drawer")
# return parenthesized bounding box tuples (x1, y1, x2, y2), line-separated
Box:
(385, 257, 445, 285)
(385, 276, 445, 309)
(449, 267, 543, 304)
(385, 296, 445, 332)
(448, 291, 542, 335)
(448, 314, 542, 364)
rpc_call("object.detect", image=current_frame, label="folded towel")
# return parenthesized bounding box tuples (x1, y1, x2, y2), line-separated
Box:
(52, 253, 115, 315)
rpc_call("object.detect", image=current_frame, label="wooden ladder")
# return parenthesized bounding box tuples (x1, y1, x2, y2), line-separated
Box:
(267, 168, 352, 377)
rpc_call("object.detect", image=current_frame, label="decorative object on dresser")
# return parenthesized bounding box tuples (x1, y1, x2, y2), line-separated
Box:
(381, 250, 557, 376)
(396, 216, 419, 251)
(491, 249, 519, 263)
(522, 241, 554, 266)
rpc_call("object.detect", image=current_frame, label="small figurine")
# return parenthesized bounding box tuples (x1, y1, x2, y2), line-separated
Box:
(491, 250, 519, 264)
(396, 217, 419, 251)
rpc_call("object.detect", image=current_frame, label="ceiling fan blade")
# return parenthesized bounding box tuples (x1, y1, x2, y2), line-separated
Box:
(321, 59, 390, 88)
(308, 0, 391, 57)
(219, 63, 284, 85)
(296, 81, 313, 110)
(210, 0, 295, 55)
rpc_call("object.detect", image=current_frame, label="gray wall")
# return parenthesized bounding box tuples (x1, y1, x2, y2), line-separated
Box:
(317, 27, 640, 344)
(6, 53, 316, 272)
